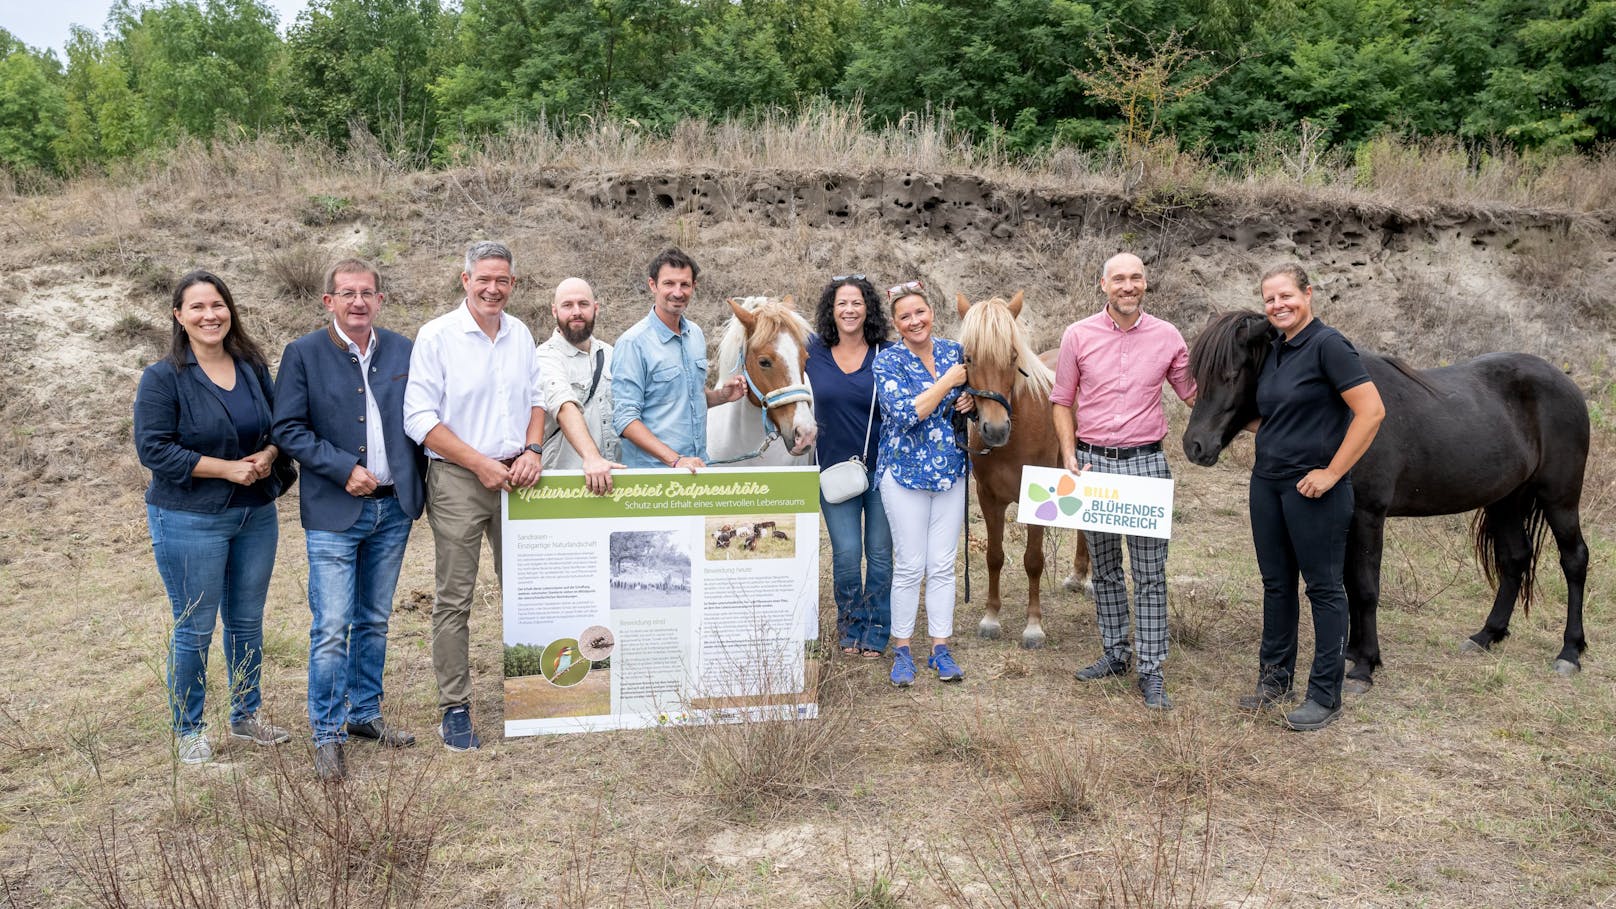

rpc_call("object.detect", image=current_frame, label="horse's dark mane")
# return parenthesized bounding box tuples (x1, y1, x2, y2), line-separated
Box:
(1189, 310, 1270, 390)
(1378, 353, 1441, 395)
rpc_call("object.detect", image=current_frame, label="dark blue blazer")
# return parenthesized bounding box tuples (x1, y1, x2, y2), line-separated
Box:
(135, 352, 292, 512)
(272, 324, 426, 531)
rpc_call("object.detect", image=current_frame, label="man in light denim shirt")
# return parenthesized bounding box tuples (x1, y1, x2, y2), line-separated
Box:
(611, 248, 745, 471)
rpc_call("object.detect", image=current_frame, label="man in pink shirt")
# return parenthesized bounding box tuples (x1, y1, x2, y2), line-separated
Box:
(1050, 253, 1197, 710)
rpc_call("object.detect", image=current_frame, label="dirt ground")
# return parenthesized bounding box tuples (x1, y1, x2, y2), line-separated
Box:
(1, 148, 1614, 908)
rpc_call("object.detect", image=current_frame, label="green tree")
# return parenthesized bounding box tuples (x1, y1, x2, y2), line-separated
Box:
(1465, 0, 1615, 149)
(839, 0, 1103, 150)
(0, 31, 67, 173)
(652, 4, 796, 124)
(111, 0, 286, 142)
(55, 27, 152, 169)
(284, 0, 450, 160)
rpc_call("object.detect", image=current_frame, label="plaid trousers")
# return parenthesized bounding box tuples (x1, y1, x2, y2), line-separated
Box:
(1079, 448, 1172, 676)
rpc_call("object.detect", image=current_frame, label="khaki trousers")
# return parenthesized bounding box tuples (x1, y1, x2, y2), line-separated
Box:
(426, 460, 503, 711)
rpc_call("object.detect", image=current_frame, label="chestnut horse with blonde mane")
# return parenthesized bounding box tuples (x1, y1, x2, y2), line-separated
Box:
(957, 291, 1091, 648)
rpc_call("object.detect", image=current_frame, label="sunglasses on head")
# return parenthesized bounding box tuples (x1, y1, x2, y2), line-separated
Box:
(887, 279, 925, 300)
(831, 274, 866, 283)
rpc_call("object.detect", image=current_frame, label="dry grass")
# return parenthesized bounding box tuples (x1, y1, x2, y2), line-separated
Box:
(2, 121, 1616, 907)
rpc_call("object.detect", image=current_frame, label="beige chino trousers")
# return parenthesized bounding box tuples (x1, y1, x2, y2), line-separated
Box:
(426, 459, 503, 711)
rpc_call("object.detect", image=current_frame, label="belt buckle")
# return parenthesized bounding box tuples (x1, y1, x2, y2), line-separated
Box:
(1103, 445, 1121, 459)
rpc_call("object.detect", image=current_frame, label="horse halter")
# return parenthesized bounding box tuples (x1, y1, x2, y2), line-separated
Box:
(734, 345, 812, 442)
(956, 353, 1022, 455)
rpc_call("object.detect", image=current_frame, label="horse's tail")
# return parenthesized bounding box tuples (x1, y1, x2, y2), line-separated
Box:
(1470, 498, 1550, 617)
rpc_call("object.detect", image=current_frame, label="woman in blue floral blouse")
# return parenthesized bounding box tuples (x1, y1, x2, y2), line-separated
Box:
(873, 280, 975, 687)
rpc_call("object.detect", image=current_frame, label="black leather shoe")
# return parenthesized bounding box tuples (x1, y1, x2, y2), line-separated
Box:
(1138, 673, 1173, 710)
(347, 718, 416, 748)
(1073, 656, 1129, 681)
(314, 742, 346, 781)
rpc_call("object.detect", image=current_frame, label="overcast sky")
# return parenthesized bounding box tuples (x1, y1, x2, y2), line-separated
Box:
(4, 0, 312, 57)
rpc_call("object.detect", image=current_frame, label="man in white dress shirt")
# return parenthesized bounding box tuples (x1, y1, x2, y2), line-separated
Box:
(534, 277, 623, 495)
(403, 241, 545, 752)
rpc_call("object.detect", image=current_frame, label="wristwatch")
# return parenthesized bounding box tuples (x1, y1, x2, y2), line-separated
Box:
(525, 443, 544, 457)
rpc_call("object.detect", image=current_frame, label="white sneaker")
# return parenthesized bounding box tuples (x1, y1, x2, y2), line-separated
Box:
(178, 732, 212, 765)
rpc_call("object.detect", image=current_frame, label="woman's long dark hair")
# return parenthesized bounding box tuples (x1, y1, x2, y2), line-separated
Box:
(814, 276, 890, 347)
(167, 270, 269, 368)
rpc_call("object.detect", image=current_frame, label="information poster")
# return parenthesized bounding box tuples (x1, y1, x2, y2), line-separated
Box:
(501, 466, 821, 737)
(1015, 465, 1175, 539)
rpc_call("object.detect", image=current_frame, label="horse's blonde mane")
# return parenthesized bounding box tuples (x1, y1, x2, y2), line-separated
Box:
(716, 296, 810, 378)
(958, 296, 1053, 398)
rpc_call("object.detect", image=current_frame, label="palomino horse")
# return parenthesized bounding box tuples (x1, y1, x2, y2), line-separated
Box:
(1183, 310, 1590, 690)
(707, 296, 817, 466)
(957, 291, 1092, 649)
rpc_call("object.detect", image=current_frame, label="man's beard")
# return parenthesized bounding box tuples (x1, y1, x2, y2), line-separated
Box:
(560, 316, 595, 345)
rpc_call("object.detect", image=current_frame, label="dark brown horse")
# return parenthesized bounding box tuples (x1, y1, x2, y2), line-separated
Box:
(957, 292, 1092, 649)
(1182, 310, 1590, 690)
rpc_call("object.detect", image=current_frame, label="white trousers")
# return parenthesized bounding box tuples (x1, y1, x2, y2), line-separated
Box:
(880, 471, 966, 641)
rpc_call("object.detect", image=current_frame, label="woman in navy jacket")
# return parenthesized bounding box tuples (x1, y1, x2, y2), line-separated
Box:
(134, 270, 294, 764)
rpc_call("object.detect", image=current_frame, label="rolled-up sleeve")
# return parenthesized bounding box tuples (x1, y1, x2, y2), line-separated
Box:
(403, 327, 445, 444)
(535, 344, 578, 415)
(611, 337, 646, 436)
(1049, 324, 1081, 408)
(134, 365, 200, 488)
(874, 352, 921, 432)
(1166, 336, 1197, 401)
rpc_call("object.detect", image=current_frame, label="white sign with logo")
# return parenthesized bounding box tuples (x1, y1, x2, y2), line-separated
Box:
(1015, 465, 1175, 540)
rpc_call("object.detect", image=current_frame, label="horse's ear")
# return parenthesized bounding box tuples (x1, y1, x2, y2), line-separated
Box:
(1008, 290, 1024, 317)
(1234, 311, 1267, 347)
(956, 294, 972, 318)
(781, 294, 795, 308)
(728, 297, 756, 328)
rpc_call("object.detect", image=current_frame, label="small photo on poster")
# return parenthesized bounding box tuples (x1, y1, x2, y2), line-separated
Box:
(503, 635, 611, 720)
(609, 530, 692, 610)
(705, 514, 797, 561)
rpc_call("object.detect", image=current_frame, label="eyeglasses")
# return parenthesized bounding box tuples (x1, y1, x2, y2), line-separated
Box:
(887, 279, 925, 300)
(331, 291, 380, 303)
(831, 274, 866, 283)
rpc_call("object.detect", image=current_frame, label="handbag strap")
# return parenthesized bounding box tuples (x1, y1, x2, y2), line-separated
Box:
(857, 376, 877, 463)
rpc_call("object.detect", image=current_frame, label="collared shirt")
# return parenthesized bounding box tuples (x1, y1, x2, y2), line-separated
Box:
(1050, 308, 1196, 448)
(611, 308, 710, 467)
(332, 322, 393, 485)
(534, 330, 619, 469)
(1254, 318, 1371, 480)
(403, 300, 543, 460)
(874, 338, 969, 492)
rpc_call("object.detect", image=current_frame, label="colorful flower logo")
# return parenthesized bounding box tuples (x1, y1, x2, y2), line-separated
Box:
(1027, 473, 1082, 521)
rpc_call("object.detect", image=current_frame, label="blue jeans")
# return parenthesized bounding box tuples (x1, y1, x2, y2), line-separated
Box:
(820, 483, 893, 652)
(147, 502, 279, 736)
(306, 496, 414, 744)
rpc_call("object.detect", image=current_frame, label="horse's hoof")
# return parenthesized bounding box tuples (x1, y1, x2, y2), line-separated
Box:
(1061, 576, 1093, 598)
(1458, 638, 1488, 654)
(977, 619, 1002, 640)
(1553, 659, 1580, 678)
(1343, 678, 1373, 696)
(1020, 628, 1046, 650)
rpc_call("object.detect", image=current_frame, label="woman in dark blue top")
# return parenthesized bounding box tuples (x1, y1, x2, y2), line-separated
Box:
(805, 275, 894, 659)
(134, 270, 295, 764)
(1242, 264, 1384, 731)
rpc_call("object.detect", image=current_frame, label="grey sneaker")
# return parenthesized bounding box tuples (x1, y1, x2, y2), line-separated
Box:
(1073, 656, 1129, 681)
(177, 732, 212, 765)
(229, 715, 292, 746)
(1284, 699, 1342, 731)
(1138, 673, 1173, 710)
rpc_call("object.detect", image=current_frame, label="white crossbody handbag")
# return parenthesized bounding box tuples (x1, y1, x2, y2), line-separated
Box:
(819, 382, 877, 504)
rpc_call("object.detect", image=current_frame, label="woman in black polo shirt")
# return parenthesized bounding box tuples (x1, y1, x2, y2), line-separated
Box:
(1241, 264, 1384, 731)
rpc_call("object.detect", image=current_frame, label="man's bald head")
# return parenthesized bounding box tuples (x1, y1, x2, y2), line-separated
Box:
(1099, 253, 1148, 328)
(553, 277, 600, 349)
(1101, 253, 1146, 282)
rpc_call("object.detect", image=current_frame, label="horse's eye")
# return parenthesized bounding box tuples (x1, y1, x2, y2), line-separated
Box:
(758, 357, 773, 369)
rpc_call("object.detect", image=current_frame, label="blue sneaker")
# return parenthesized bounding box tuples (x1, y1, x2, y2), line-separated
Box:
(438, 705, 480, 752)
(928, 645, 965, 682)
(890, 646, 916, 687)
